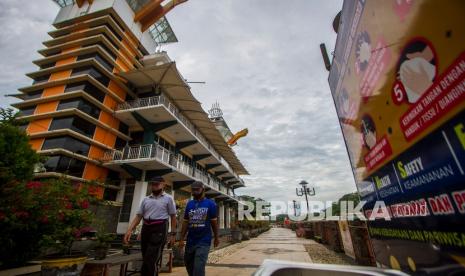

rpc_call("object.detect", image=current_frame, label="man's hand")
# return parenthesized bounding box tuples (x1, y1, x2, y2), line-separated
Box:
(178, 239, 185, 248)
(169, 235, 176, 248)
(123, 230, 132, 244)
(214, 237, 220, 248)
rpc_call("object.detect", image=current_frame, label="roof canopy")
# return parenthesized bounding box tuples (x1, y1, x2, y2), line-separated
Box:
(119, 53, 249, 175)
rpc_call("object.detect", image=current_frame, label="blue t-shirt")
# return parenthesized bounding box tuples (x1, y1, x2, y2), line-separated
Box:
(184, 198, 217, 246)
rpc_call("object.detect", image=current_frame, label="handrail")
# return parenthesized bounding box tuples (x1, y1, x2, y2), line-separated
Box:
(102, 143, 235, 198)
(115, 95, 241, 181)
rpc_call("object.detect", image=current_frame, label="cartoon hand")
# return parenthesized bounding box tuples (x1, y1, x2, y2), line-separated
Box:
(402, 65, 433, 95)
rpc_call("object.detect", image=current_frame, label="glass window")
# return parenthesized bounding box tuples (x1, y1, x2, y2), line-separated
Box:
(101, 31, 120, 51)
(71, 66, 110, 87)
(96, 42, 117, 60)
(77, 52, 114, 72)
(64, 81, 106, 103)
(57, 98, 80, 110)
(19, 106, 35, 116)
(64, 82, 86, 93)
(78, 98, 101, 119)
(24, 90, 43, 100)
(32, 75, 49, 85)
(57, 98, 100, 119)
(103, 22, 123, 41)
(45, 48, 61, 56)
(115, 137, 127, 148)
(40, 62, 55, 70)
(118, 122, 129, 135)
(18, 121, 29, 131)
(42, 136, 90, 156)
(103, 188, 118, 201)
(129, 131, 144, 145)
(119, 183, 135, 222)
(49, 116, 96, 138)
(43, 155, 85, 178)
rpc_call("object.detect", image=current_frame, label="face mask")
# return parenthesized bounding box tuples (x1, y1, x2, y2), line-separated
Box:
(152, 187, 162, 195)
(192, 189, 203, 199)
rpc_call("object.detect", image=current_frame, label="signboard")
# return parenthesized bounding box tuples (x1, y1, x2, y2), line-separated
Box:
(328, 0, 465, 273)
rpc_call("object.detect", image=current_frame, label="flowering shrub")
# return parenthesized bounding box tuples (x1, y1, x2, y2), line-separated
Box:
(0, 178, 95, 267)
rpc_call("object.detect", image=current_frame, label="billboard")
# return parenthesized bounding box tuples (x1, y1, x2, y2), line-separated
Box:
(328, 0, 465, 273)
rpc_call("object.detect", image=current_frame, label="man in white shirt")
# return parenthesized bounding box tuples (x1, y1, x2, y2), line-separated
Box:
(124, 176, 177, 276)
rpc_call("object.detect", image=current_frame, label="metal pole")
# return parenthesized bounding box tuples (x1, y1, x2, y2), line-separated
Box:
(304, 188, 310, 214)
(293, 200, 297, 216)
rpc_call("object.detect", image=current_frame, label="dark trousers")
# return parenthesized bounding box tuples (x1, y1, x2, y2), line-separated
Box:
(140, 221, 168, 276)
(184, 244, 210, 276)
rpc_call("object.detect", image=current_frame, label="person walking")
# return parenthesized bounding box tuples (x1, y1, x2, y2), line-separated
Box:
(179, 181, 219, 276)
(124, 176, 177, 276)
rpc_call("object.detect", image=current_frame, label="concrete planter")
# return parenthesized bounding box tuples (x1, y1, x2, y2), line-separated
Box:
(41, 255, 87, 276)
(231, 229, 242, 243)
(241, 229, 251, 240)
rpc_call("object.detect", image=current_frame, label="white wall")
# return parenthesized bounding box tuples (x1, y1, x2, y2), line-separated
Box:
(53, 0, 158, 53)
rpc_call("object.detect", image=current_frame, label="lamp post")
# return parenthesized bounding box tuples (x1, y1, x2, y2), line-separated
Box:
(292, 200, 297, 216)
(296, 180, 316, 214)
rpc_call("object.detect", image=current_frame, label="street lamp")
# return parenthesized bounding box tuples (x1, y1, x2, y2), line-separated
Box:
(292, 200, 297, 216)
(296, 180, 316, 214)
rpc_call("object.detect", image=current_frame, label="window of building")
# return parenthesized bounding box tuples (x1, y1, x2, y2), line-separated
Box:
(71, 66, 110, 87)
(129, 131, 144, 145)
(115, 137, 127, 148)
(40, 62, 55, 70)
(101, 31, 121, 51)
(45, 48, 61, 57)
(105, 170, 121, 188)
(24, 90, 43, 100)
(43, 155, 86, 178)
(77, 52, 114, 72)
(49, 116, 96, 138)
(19, 106, 36, 116)
(118, 122, 129, 135)
(119, 183, 135, 222)
(95, 42, 117, 60)
(32, 74, 50, 85)
(102, 22, 123, 41)
(64, 81, 106, 102)
(57, 98, 101, 119)
(42, 136, 91, 156)
(103, 188, 118, 201)
(17, 121, 29, 131)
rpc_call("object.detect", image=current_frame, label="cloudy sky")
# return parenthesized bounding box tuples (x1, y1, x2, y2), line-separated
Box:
(0, 0, 356, 213)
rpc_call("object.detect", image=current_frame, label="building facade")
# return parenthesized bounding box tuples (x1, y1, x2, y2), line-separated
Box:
(12, 0, 248, 233)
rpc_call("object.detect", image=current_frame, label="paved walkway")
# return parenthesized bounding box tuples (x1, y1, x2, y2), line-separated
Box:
(169, 227, 313, 276)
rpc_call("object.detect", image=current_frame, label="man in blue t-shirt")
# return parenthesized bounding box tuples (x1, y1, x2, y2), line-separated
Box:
(179, 181, 219, 276)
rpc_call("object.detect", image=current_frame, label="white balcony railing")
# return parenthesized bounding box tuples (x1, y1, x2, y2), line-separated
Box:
(116, 95, 241, 181)
(102, 143, 236, 199)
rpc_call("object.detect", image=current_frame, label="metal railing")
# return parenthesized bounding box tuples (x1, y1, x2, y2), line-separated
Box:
(102, 143, 236, 199)
(115, 95, 241, 181)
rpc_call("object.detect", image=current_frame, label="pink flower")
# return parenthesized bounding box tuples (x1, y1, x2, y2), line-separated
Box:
(57, 212, 65, 221)
(14, 211, 29, 219)
(41, 216, 49, 224)
(73, 229, 81, 239)
(80, 200, 89, 209)
(26, 181, 42, 189)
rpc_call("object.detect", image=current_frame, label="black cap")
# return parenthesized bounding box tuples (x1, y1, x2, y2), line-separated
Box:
(190, 181, 203, 189)
(148, 176, 165, 184)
